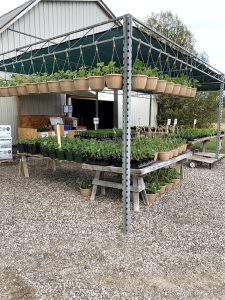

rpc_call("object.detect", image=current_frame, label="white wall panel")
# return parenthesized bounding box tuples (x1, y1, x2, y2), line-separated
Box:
(0, 96, 18, 144)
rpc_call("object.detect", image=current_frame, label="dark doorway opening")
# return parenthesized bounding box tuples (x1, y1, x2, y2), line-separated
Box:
(72, 98, 114, 129)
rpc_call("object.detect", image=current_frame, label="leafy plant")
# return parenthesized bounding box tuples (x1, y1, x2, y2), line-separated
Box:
(102, 61, 123, 74)
(132, 59, 146, 75)
(75, 177, 92, 189)
(89, 62, 105, 76)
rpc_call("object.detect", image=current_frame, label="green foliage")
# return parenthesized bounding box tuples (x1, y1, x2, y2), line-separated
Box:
(157, 92, 218, 127)
(145, 67, 158, 77)
(102, 60, 123, 74)
(146, 181, 160, 194)
(74, 66, 88, 78)
(89, 62, 105, 76)
(132, 59, 146, 75)
(75, 177, 92, 189)
(145, 11, 196, 53)
(176, 128, 217, 140)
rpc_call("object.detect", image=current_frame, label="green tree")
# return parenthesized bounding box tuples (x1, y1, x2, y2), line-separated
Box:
(144, 11, 216, 127)
(145, 11, 196, 52)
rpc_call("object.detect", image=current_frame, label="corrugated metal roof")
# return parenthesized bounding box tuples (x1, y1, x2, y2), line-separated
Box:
(0, 0, 37, 30)
(0, 0, 115, 33)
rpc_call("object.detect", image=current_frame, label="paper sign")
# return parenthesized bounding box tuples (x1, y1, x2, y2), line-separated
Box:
(93, 118, 99, 125)
(174, 119, 178, 126)
(0, 125, 11, 138)
(40, 132, 49, 138)
(0, 138, 12, 160)
(167, 119, 171, 126)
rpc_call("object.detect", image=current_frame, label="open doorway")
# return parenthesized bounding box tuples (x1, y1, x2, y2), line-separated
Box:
(72, 98, 113, 129)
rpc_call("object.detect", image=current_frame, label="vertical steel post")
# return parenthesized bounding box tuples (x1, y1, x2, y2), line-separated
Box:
(113, 90, 119, 128)
(95, 91, 99, 130)
(122, 15, 132, 232)
(216, 74, 224, 159)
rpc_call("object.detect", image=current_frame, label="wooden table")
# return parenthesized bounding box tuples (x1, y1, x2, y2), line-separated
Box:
(18, 153, 56, 177)
(82, 151, 192, 212)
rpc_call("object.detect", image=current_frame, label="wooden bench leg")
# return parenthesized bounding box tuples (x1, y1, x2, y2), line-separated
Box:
(139, 177, 149, 206)
(90, 170, 101, 201)
(19, 156, 29, 178)
(180, 160, 184, 179)
(132, 176, 139, 212)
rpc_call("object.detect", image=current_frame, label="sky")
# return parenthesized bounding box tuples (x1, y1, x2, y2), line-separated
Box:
(1, 0, 225, 72)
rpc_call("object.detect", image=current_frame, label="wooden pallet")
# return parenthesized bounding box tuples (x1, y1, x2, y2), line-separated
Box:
(0, 159, 14, 164)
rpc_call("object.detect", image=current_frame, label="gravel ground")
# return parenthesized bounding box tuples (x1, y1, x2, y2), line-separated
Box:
(1, 158, 225, 299)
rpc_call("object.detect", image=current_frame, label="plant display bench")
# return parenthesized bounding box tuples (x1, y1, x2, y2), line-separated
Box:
(188, 135, 225, 168)
(82, 151, 192, 212)
(18, 153, 56, 178)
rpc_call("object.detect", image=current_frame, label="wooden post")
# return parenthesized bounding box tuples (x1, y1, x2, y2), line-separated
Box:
(56, 124, 61, 148)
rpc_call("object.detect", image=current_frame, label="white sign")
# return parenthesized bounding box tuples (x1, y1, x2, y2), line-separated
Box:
(40, 132, 49, 138)
(93, 118, 99, 125)
(174, 119, 178, 126)
(0, 125, 11, 138)
(194, 119, 197, 125)
(50, 117, 64, 126)
(0, 138, 12, 160)
(167, 119, 171, 126)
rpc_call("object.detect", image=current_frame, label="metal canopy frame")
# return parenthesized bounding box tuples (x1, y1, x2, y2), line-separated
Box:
(0, 14, 224, 232)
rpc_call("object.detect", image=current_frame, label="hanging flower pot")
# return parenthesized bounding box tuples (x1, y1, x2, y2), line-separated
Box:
(105, 74, 123, 90)
(88, 76, 105, 91)
(172, 84, 181, 95)
(165, 81, 174, 94)
(132, 75, 148, 90)
(48, 81, 61, 93)
(8, 86, 18, 96)
(185, 87, 192, 97)
(179, 85, 187, 96)
(145, 76, 158, 91)
(59, 79, 75, 92)
(155, 80, 167, 93)
(16, 85, 28, 95)
(37, 82, 49, 93)
(190, 88, 197, 97)
(26, 83, 39, 94)
(74, 78, 89, 91)
(0, 87, 10, 97)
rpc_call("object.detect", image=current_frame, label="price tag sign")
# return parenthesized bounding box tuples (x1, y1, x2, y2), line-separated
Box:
(194, 119, 197, 125)
(93, 118, 99, 125)
(41, 132, 49, 138)
(167, 119, 171, 126)
(174, 119, 178, 126)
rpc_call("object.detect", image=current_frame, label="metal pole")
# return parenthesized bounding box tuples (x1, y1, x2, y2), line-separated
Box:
(95, 91, 99, 130)
(113, 90, 119, 128)
(149, 94, 152, 126)
(122, 14, 132, 232)
(216, 74, 224, 158)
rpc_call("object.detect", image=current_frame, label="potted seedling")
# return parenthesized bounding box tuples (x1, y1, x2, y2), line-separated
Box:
(171, 76, 182, 95)
(155, 73, 167, 93)
(76, 177, 92, 197)
(0, 80, 10, 97)
(132, 59, 148, 90)
(158, 143, 171, 161)
(145, 66, 158, 91)
(145, 181, 160, 203)
(8, 75, 18, 96)
(12, 74, 28, 95)
(88, 62, 105, 91)
(37, 73, 50, 93)
(24, 73, 39, 94)
(73, 67, 89, 91)
(190, 79, 199, 97)
(47, 72, 62, 93)
(103, 61, 123, 90)
(178, 74, 188, 96)
(164, 74, 174, 94)
(59, 70, 75, 92)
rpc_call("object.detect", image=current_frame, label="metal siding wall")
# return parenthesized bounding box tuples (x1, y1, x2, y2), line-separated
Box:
(20, 93, 66, 115)
(0, 1, 111, 58)
(0, 97, 18, 144)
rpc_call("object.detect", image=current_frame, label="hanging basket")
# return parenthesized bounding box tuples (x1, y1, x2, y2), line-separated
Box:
(155, 80, 167, 93)
(74, 78, 89, 91)
(185, 87, 192, 97)
(105, 74, 123, 90)
(164, 82, 174, 94)
(37, 82, 49, 94)
(8, 86, 18, 96)
(88, 76, 105, 91)
(59, 79, 75, 92)
(172, 84, 181, 95)
(145, 76, 158, 91)
(190, 88, 197, 98)
(0, 87, 10, 97)
(179, 85, 187, 96)
(26, 83, 39, 94)
(48, 81, 61, 93)
(16, 85, 28, 95)
(132, 75, 148, 90)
